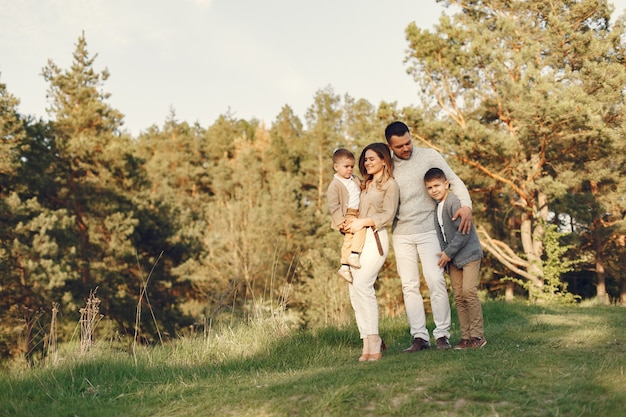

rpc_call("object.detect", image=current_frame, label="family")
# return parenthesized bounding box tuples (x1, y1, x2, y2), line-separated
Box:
(327, 121, 486, 362)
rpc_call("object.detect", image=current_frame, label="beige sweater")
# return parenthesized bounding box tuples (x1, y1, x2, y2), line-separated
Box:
(327, 175, 361, 230)
(359, 177, 400, 230)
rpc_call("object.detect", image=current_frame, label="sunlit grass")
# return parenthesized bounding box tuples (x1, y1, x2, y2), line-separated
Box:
(1, 301, 625, 417)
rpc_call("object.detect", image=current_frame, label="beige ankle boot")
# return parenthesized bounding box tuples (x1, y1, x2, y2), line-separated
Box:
(367, 334, 383, 361)
(358, 337, 369, 362)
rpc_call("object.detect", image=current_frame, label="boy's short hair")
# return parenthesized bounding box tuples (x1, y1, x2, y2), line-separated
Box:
(424, 167, 447, 182)
(333, 148, 355, 163)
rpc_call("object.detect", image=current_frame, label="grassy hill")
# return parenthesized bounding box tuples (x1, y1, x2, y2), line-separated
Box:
(1, 301, 625, 417)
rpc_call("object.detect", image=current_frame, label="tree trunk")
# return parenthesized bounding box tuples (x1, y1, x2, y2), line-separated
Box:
(505, 281, 515, 301)
(595, 253, 609, 305)
(519, 213, 544, 288)
(593, 219, 610, 304)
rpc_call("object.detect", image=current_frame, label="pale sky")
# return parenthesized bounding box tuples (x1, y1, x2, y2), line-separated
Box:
(1, 0, 625, 136)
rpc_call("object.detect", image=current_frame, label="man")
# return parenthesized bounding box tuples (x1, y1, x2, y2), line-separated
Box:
(385, 121, 472, 351)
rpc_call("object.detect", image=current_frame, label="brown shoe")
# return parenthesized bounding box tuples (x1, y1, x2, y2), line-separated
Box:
(402, 337, 430, 352)
(468, 337, 487, 348)
(436, 337, 451, 350)
(454, 339, 471, 350)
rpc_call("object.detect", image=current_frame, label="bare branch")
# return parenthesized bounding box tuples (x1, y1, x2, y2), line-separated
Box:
(412, 132, 532, 206)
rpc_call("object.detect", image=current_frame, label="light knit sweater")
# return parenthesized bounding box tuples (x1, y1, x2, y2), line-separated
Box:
(392, 147, 472, 235)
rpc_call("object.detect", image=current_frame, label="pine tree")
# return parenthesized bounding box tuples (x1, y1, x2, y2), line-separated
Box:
(304, 86, 344, 213)
(404, 0, 626, 298)
(41, 34, 184, 333)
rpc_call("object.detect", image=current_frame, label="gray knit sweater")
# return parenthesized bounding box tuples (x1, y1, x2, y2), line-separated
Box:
(392, 147, 472, 235)
(435, 191, 483, 268)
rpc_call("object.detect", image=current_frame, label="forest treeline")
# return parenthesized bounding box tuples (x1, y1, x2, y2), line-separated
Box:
(1, 0, 625, 362)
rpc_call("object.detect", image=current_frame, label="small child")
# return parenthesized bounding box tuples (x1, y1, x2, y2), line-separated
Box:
(327, 148, 366, 283)
(424, 167, 486, 349)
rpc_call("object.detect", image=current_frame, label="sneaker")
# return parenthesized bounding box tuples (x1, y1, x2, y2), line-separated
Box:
(347, 253, 361, 269)
(469, 337, 487, 348)
(402, 337, 430, 352)
(337, 268, 353, 283)
(454, 339, 471, 350)
(436, 337, 452, 350)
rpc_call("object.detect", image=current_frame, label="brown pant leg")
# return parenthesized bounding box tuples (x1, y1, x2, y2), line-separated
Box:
(351, 228, 366, 253)
(340, 232, 354, 265)
(340, 210, 359, 264)
(449, 264, 470, 340)
(344, 209, 365, 254)
(462, 259, 484, 339)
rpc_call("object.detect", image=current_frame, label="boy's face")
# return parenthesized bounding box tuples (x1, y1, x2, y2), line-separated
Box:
(425, 178, 449, 202)
(334, 157, 355, 179)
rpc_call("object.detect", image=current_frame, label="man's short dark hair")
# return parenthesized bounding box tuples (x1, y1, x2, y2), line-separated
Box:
(424, 167, 447, 182)
(384, 121, 410, 142)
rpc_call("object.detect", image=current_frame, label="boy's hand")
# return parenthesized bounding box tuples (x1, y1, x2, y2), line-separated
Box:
(437, 251, 451, 269)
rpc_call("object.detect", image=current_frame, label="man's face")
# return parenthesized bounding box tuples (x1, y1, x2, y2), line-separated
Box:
(387, 132, 413, 160)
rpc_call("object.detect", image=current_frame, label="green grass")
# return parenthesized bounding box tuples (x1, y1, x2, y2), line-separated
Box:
(1, 301, 625, 417)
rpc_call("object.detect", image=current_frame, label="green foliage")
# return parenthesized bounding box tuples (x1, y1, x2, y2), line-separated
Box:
(2, 10, 626, 364)
(541, 225, 581, 303)
(506, 224, 582, 304)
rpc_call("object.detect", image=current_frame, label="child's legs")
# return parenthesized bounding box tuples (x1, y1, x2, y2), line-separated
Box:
(449, 264, 470, 340)
(343, 209, 363, 257)
(340, 233, 354, 265)
(351, 227, 366, 253)
(461, 259, 484, 338)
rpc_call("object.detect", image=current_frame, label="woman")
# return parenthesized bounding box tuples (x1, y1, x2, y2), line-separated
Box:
(347, 142, 399, 362)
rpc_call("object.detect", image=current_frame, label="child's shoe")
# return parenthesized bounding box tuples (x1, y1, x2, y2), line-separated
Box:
(469, 337, 487, 348)
(347, 253, 361, 269)
(453, 339, 471, 350)
(337, 267, 353, 283)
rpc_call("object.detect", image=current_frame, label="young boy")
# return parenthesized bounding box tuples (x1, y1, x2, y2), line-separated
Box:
(424, 167, 486, 349)
(327, 148, 365, 283)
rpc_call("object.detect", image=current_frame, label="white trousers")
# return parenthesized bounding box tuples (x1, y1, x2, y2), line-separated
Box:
(349, 228, 388, 339)
(392, 230, 451, 340)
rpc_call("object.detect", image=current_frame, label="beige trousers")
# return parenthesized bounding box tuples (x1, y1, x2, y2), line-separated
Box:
(449, 259, 484, 340)
(340, 208, 366, 264)
(349, 228, 388, 338)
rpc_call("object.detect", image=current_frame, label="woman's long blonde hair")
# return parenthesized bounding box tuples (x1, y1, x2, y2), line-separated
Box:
(358, 142, 394, 191)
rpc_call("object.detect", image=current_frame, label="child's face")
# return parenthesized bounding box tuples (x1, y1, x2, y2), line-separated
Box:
(425, 178, 449, 202)
(334, 157, 355, 179)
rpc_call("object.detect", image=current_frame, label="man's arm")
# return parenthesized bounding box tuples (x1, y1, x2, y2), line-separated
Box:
(453, 206, 473, 235)
(429, 149, 473, 234)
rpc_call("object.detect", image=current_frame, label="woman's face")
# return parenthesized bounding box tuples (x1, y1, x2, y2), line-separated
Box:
(364, 149, 384, 176)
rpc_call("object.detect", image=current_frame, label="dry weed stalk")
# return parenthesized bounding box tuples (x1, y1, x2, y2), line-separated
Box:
(47, 302, 59, 364)
(133, 251, 164, 358)
(79, 288, 103, 353)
